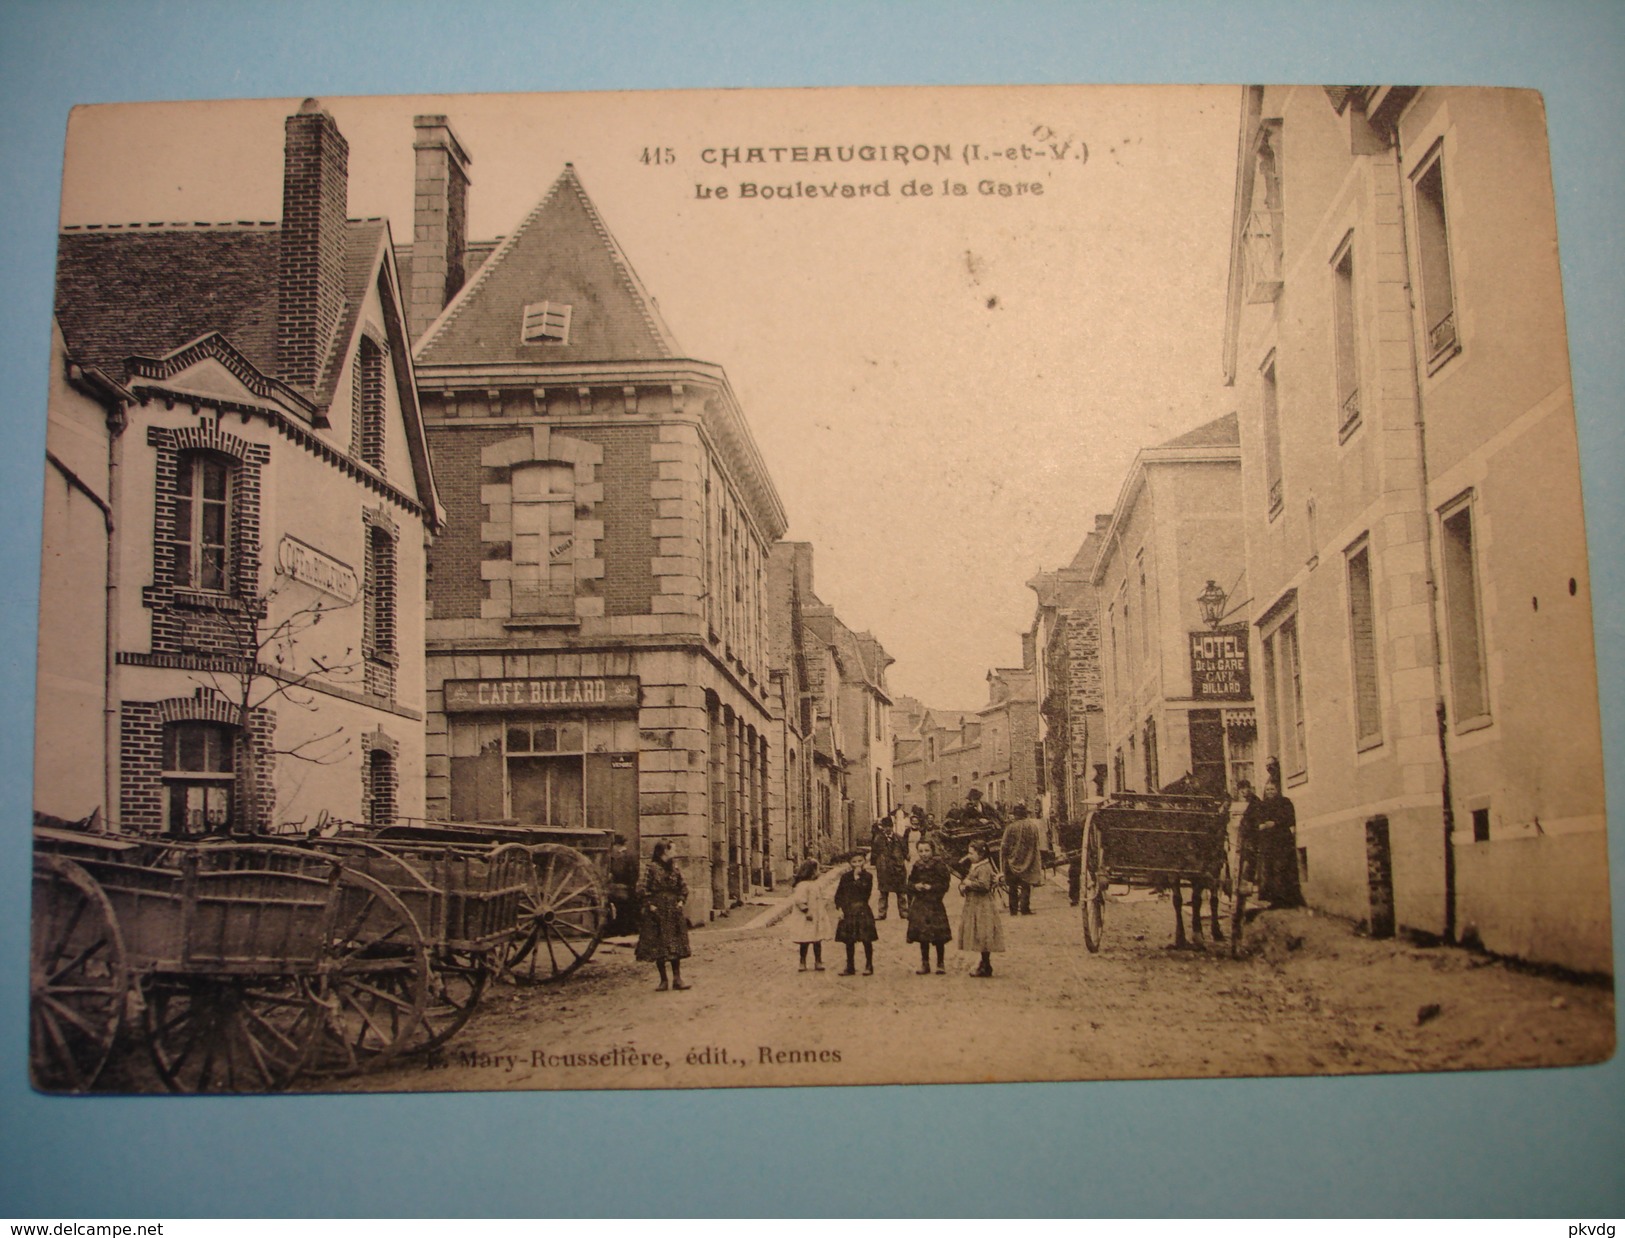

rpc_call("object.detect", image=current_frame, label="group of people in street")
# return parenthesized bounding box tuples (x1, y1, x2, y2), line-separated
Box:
(782, 795, 1052, 979)
(620, 763, 1305, 992)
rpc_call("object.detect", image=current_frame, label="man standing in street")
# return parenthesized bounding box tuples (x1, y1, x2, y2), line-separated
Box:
(607, 834, 641, 936)
(999, 803, 1045, 915)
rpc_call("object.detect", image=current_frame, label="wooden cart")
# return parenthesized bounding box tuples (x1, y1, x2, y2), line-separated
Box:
(367, 822, 612, 984)
(299, 838, 534, 1060)
(1078, 793, 1247, 957)
(30, 831, 430, 1093)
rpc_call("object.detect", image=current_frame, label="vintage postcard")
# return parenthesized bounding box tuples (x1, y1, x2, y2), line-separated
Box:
(29, 85, 1613, 1095)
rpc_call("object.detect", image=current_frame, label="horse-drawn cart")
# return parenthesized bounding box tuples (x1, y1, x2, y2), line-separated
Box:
(31, 831, 431, 1093)
(30, 818, 613, 1093)
(1078, 792, 1247, 956)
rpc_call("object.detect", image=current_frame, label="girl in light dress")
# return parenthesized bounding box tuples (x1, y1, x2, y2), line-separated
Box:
(957, 839, 1006, 977)
(785, 858, 834, 971)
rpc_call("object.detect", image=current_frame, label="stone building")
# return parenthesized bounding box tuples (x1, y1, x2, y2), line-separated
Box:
(1094, 413, 1256, 798)
(977, 665, 1039, 812)
(1222, 86, 1608, 970)
(400, 121, 788, 918)
(805, 608, 894, 832)
(765, 541, 817, 875)
(1026, 517, 1110, 824)
(38, 100, 441, 836)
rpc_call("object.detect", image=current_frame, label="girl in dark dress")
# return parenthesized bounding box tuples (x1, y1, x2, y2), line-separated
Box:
(905, 839, 953, 974)
(635, 842, 691, 991)
(834, 851, 879, 975)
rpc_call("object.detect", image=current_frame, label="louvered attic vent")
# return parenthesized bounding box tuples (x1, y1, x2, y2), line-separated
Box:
(521, 301, 572, 345)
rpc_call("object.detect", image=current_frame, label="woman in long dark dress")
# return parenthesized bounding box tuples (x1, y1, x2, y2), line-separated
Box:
(904, 839, 953, 974)
(635, 841, 691, 990)
(834, 851, 879, 975)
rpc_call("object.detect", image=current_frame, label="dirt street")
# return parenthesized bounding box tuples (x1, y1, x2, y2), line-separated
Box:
(323, 877, 1615, 1094)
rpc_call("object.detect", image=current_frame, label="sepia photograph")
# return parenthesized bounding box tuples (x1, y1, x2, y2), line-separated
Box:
(28, 82, 1614, 1098)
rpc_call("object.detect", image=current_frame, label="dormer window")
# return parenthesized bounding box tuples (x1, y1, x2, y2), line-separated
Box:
(522, 301, 572, 345)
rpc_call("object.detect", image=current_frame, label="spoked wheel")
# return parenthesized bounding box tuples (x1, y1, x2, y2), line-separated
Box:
(506, 844, 607, 984)
(302, 870, 430, 1079)
(143, 975, 319, 1093)
(407, 949, 489, 1054)
(30, 855, 128, 1093)
(1080, 817, 1105, 954)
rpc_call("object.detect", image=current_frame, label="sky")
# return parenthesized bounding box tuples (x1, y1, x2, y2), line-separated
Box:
(59, 85, 1240, 709)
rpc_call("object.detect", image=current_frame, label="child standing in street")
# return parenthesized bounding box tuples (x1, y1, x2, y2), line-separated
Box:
(957, 839, 1006, 977)
(905, 839, 953, 974)
(834, 851, 879, 975)
(786, 858, 833, 971)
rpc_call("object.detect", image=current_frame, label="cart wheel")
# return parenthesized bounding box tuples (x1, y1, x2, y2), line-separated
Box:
(507, 844, 607, 984)
(408, 949, 489, 1054)
(143, 975, 319, 1093)
(1080, 818, 1105, 954)
(30, 855, 128, 1093)
(302, 870, 430, 1078)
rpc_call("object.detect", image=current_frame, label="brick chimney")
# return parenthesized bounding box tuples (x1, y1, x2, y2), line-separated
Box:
(278, 98, 349, 392)
(409, 114, 472, 344)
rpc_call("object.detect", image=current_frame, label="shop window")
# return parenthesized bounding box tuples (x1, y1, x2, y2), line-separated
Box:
(1413, 149, 1459, 368)
(449, 716, 636, 827)
(511, 462, 576, 617)
(162, 721, 235, 836)
(1440, 495, 1490, 726)
(1227, 722, 1256, 795)
(1346, 539, 1383, 746)
(173, 452, 232, 592)
(1332, 236, 1361, 434)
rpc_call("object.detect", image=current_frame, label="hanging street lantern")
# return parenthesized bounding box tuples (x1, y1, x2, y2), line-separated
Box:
(1196, 579, 1229, 630)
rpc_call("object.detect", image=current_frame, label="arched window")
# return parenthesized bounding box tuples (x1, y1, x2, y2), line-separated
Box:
(363, 523, 397, 699)
(365, 747, 396, 827)
(173, 452, 232, 591)
(162, 721, 235, 836)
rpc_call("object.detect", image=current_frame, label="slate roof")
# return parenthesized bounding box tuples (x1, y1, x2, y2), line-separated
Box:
(414, 165, 681, 366)
(1155, 410, 1239, 451)
(55, 224, 280, 382)
(54, 218, 389, 414)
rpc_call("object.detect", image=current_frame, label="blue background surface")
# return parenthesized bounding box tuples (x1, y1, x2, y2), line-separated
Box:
(1, 0, 1620, 1218)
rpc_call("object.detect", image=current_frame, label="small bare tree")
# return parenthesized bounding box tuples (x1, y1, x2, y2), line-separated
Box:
(183, 575, 363, 834)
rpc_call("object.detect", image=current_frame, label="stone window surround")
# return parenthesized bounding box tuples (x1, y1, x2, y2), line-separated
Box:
(477, 426, 606, 624)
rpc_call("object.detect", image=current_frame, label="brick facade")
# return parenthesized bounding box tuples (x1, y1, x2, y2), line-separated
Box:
(143, 422, 271, 659)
